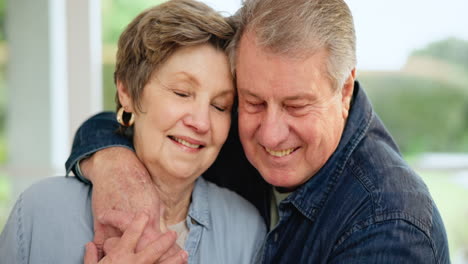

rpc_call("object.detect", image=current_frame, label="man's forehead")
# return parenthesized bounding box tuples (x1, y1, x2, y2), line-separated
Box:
(236, 32, 334, 98)
(237, 30, 320, 62)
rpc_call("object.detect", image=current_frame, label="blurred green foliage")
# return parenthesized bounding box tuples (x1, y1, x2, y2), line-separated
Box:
(0, 63, 5, 164)
(101, 0, 168, 111)
(103, 64, 116, 111)
(360, 72, 468, 153)
(412, 37, 468, 70)
(0, 0, 4, 41)
(102, 0, 166, 44)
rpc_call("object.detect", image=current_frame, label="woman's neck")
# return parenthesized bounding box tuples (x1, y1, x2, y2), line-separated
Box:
(149, 169, 195, 226)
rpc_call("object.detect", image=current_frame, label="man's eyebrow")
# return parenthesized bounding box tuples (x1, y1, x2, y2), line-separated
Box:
(283, 93, 316, 101)
(238, 88, 261, 98)
(240, 89, 316, 101)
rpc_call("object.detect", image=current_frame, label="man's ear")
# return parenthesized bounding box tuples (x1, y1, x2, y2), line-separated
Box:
(116, 81, 134, 112)
(341, 68, 356, 119)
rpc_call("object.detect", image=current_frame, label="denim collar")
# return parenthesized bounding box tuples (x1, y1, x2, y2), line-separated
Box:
(187, 177, 212, 229)
(284, 81, 374, 220)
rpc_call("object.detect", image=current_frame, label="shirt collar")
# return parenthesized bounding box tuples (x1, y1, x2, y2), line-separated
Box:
(187, 177, 212, 229)
(285, 81, 374, 220)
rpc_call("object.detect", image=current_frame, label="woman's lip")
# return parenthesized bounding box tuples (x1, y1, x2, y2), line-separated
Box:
(168, 135, 206, 147)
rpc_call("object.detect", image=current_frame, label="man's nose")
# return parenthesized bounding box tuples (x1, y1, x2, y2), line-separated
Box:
(257, 108, 289, 148)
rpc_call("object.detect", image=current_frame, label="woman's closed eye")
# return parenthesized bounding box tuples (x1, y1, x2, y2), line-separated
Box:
(173, 90, 190, 98)
(211, 104, 227, 112)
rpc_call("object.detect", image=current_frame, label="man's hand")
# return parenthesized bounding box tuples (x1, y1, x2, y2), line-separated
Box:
(84, 213, 188, 264)
(80, 147, 181, 259)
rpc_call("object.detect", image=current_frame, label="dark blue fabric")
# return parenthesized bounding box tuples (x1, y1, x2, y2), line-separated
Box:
(65, 81, 450, 263)
(65, 112, 134, 183)
(259, 82, 450, 263)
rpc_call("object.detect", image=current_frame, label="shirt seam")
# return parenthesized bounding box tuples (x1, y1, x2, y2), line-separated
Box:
(334, 212, 439, 262)
(16, 193, 26, 264)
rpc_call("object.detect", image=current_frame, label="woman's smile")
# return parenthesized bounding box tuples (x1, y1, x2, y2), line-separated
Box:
(168, 135, 206, 152)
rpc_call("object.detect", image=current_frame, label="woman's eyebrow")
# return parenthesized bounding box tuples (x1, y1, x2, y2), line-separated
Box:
(216, 89, 235, 97)
(172, 71, 200, 86)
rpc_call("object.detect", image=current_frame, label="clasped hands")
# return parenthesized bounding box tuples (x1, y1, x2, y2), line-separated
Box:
(80, 148, 188, 264)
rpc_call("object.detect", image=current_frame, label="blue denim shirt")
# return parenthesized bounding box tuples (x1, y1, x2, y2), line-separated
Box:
(66, 81, 450, 263)
(0, 177, 265, 264)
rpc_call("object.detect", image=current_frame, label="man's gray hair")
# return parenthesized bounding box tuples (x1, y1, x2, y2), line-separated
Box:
(227, 0, 357, 90)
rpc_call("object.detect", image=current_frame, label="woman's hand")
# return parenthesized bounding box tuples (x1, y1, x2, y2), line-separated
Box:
(84, 213, 188, 264)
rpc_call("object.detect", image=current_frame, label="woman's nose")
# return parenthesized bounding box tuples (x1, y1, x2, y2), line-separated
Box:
(183, 105, 210, 134)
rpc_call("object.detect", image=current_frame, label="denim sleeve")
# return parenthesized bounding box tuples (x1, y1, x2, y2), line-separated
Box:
(65, 111, 134, 183)
(330, 218, 449, 264)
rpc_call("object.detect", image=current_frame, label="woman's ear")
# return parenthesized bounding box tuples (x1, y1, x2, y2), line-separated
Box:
(117, 81, 134, 112)
(341, 68, 356, 119)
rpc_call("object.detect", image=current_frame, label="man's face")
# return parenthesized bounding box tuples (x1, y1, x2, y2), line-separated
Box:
(236, 32, 354, 189)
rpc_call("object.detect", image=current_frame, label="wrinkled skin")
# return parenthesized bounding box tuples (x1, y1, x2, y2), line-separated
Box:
(83, 212, 188, 264)
(81, 148, 186, 263)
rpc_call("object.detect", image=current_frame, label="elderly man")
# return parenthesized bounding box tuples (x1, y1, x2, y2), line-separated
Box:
(67, 0, 450, 262)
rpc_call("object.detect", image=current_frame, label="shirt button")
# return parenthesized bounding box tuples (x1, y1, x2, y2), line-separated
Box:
(274, 232, 279, 242)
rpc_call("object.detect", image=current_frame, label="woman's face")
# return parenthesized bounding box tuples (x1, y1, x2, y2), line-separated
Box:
(121, 44, 235, 182)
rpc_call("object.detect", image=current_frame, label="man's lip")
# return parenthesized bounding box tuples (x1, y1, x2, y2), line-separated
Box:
(168, 135, 206, 147)
(262, 145, 300, 157)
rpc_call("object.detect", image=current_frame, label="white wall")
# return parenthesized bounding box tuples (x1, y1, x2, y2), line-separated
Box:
(6, 0, 102, 198)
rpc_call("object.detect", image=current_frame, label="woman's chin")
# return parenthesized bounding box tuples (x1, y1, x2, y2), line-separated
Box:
(166, 165, 203, 182)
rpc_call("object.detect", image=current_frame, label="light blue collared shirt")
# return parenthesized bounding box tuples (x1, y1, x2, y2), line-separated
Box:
(0, 176, 265, 264)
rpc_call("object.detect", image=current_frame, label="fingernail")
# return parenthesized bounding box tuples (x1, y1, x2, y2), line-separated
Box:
(97, 212, 107, 221)
(180, 250, 188, 261)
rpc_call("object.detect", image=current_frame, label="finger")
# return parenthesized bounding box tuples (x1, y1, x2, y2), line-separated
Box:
(92, 220, 106, 260)
(103, 237, 120, 255)
(159, 249, 189, 264)
(84, 242, 98, 264)
(119, 212, 149, 250)
(137, 231, 179, 263)
(159, 243, 184, 262)
(135, 223, 161, 253)
(99, 209, 135, 233)
(160, 204, 168, 233)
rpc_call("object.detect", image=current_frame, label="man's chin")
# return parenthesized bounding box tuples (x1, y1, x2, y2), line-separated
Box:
(262, 170, 302, 190)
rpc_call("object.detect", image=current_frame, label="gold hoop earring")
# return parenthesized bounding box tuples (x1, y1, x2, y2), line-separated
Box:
(117, 107, 135, 127)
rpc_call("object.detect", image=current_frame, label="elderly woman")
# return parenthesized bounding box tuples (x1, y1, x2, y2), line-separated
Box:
(0, 1, 266, 263)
